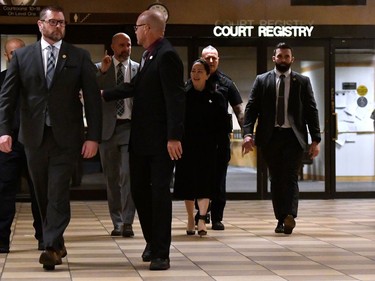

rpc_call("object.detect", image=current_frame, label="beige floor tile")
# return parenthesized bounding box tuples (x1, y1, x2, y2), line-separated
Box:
(2, 199, 375, 280)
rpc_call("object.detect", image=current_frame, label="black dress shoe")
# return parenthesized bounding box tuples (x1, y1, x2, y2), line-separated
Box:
(212, 221, 225, 230)
(111, 226, 122, 236)
(122, 224, 134, 237)
(142, 243, 152, 262)
(149, 258, 170, 270)
(283, 215, 296, 234)
(39, 248, 62, 270)
(274, 221, 284, 233)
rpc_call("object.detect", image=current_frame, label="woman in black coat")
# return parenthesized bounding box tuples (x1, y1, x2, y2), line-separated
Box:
(174, 59, 228, 237)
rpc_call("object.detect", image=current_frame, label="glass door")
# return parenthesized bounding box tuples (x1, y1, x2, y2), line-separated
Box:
(334, 42, 375, 194)
(266, 44, 327, 196)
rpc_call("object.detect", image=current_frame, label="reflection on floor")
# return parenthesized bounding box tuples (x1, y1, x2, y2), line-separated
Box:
(2, 199, 375, 280)
(76, 166, 375, 194)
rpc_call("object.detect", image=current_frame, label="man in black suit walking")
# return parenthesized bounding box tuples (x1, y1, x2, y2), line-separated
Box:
(0, 6, 102, 270)
(0, 38, 43, 254)
(102, 10, 185, 270)
(242, 42, 321, 235)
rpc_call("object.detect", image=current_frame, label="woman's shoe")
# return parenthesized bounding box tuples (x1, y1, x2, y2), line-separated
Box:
(197, 215, 207, 237)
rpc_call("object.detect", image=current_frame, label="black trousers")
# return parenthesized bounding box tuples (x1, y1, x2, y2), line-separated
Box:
(210, 134, 231, 223)
(0, 140, 42, 248)
(262, 128, 303, 221)
(129, 151, 174, 259)
(25, 127, 79, 251)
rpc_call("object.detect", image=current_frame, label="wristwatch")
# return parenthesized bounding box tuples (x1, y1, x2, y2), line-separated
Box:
(148, 2, 169, 22)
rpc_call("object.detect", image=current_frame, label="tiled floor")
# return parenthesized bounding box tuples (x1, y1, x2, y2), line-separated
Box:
(2, 199, 375, 281)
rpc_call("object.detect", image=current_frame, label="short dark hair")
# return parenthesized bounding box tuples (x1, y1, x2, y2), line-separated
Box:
(273, 42, 293, 55)
(193, 58, 210, 75)
(39, 5, 64, 20)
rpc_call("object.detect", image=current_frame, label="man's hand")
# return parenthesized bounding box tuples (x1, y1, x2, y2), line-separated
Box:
(81, 140, 99, 159)
(0, 135, 13, 153)
(167, 140, 183, 160)
(309, 141, 320, 159)
(99, 50, 112, 73)
(242, 135, 255, 156)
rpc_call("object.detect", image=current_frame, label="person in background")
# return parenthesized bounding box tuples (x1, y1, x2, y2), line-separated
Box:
(0, 38, 43, 254)
(196, 45, 244, 231)
(96, 32, 138, 238)
(174, 59, 228, 237)
(102, 10, 185, 270)
(0, 6, 102, 270)
(242, 42, 321, 235)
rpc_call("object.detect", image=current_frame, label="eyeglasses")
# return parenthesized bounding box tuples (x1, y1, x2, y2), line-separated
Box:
(133, 24, 146, 31)
(41, 19, 66, 27)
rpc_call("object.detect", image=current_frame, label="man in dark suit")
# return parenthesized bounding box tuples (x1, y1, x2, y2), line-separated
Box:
(102, 10, 185, 270)
(0, 6, 102, 270)
(96, 33, 139, 238)
(0, 38, 43, 254)
(197, 45, 244, 231)
(242, 42, 321, 235)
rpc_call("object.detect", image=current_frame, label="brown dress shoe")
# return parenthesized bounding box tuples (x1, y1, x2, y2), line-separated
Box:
(283, 215, 296, 234)
(39, 249, 62, 270)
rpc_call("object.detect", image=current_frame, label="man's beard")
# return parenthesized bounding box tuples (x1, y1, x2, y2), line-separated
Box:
(275, 62, 291, 73)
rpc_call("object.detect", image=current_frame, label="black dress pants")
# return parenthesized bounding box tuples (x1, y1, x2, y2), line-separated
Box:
(262, 128, 303, 221)
(0, 140, 42, 249)
(129, 151, 174, 259)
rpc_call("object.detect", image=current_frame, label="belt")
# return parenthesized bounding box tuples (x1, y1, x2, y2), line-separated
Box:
(116, 119, 131, 125)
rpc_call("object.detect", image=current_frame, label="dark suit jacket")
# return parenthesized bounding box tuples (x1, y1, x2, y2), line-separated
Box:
(96, 59, 139, 141)
(243, 70, 321, 149)
(0, 41, 102, 148)
(103, 38, 185, 155)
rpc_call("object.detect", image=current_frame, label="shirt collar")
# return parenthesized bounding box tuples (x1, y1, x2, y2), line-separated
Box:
(41, 38, 62, 50)
(274, 67, 291, 78)
(113, 57, 129, 68)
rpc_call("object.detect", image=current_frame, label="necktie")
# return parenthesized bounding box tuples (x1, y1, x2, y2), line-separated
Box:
(46, 45, 56, 88)
(277, 74, 285, 126)
(116, 63, 125, 116)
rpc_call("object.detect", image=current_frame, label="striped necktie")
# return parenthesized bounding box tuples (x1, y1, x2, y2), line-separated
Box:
(46, 45, 56, 88)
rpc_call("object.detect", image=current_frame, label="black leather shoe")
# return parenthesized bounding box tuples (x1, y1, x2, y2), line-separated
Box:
(149, 258, 170, 270)
(212, 221, 225, 230)
(39, 248, 62, 270)
(274, 221, 284, 233)
(142, 243, 151, 262)
(111, 226, 122, 236)
(283, 215, 296, 234)
(122, 224, 134, 237)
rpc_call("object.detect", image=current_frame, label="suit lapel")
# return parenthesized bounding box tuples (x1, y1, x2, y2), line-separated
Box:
(129, 61, 138, 79)
(53, 42, 68, 82)
(288, 71, 299, 110)
(268, 71, 277, 110)
(35, 42, 46, 87)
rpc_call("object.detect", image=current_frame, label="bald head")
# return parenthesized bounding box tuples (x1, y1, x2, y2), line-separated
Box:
(201, 45, 220, 74)
(111, 32, 132, 62)
(4, 38, 25, 63)
(135, 10, 166, 48)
